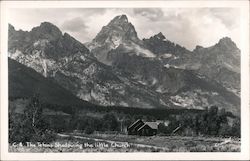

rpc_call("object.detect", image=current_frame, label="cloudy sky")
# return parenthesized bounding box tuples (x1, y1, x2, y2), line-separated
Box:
(8, 8, 240, 50)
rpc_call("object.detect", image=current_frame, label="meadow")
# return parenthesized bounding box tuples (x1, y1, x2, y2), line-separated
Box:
(9, 133, 240, 152)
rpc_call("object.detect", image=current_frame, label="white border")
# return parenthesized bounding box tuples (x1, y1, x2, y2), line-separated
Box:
(1, 1, 249, 160)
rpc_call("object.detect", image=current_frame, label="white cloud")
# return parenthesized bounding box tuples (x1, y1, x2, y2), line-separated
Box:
(61, 17, 88, 32)
(133, 8, 164, 21)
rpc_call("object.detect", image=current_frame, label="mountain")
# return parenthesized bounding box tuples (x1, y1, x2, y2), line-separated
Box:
(86, 15, 240, 114)
(8, 58, 95, 111)
(143, 32, 191, 57)
(8, 23, 91, 77)
(8, 15, 241, 115)
(142, 31, 240, 96)
(87, 15, 155, 65)
(102, 43, 240, 114)
(8, 23, 168, 109)
(190, 37, 240, 96)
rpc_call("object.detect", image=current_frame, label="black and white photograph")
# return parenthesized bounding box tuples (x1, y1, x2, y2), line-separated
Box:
(0, 0, 250, 160)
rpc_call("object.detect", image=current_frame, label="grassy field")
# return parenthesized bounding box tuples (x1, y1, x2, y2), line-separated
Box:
(9, 133, 240, 152)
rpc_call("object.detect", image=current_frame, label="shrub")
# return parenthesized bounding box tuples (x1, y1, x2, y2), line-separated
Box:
(9, 94, 56, 143)
(85, 126, 95, 134)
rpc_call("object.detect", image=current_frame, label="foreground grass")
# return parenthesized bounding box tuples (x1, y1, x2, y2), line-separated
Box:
(68, 132, 240, 152)
(9, 133, 240, 152)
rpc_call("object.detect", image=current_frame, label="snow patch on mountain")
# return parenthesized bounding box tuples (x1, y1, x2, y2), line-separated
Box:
(90, 87, 113, 106)
(9, 49, 23, 59)
(33, 39, 49, 48)
(121, 43, 156, 58)
(42, 59, 47, 77)
(132, 43, 156, 58)
(152, 77, 158, 85)
(171, 101, 183, 106)
(118, 89, 125, 95)
(83, 63, 97, 76)
(159, 99, 167, 106)
(156, 86, 165, 93)
(170, 90, 212, 109)
(119, 101, 129, 107)
(138, 80, 147, 85)
(164, 64, 170, 68)
(161, 53, 173, 59)
(173, 56, 179, 60)
(197, 74, 206, 79)
(77, 92, 91, 101)
(111, 35, 123, 48)
(80, 55, 86, 61)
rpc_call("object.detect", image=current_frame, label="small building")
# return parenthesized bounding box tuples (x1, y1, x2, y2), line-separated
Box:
(127, 119, 158, 136)
(171, 125, 196, 136)
(127, 119, 145, 135)
(137, 122, 158, 136)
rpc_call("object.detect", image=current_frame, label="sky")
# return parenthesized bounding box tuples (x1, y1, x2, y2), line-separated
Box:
(8, 8, 241, 50)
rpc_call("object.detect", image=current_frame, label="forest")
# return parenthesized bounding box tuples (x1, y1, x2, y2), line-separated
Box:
(9, 94, 241, 144)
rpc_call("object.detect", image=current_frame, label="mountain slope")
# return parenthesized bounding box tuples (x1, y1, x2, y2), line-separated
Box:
(142, 31, 240, 97)
(8, 23, 92, 78)
(8, 57, 94, 108)
(190, 37, 240, 96)
(109, 51, 240, 114)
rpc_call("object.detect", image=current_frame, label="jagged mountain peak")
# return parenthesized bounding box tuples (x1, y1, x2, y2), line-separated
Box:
(93, 14, 139, 44)
(88, 14, 143, 64)
(216, 36, 238, 51)
(143, 32, 190, 56)
(34, 22, 61, 33)
(30, 21, 62, 40)
(154, 32, 166, 40)
(8, 22, 92, 76)
(63, 32, 76, 40)
(193, 45, 204, 52)
(9, 24, 15, 31)
(144, 32, 166, 41)
(218, 37, 233, 44)
(109, 14, 129, 26)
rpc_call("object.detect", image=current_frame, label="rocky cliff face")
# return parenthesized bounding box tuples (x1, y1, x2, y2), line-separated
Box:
(191, 37, 240, 96)
(143, 32, 190, 57)
(8, 14, 241, 115)
(87, 15, 154, 65)
(8, 58, 93, 108)
(103, 41, 240, 114)
(8, 23, 91, 77)
(142, 31, 240, 97)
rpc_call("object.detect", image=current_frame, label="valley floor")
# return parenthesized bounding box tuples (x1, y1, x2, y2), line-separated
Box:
(9, 133, 240, 152)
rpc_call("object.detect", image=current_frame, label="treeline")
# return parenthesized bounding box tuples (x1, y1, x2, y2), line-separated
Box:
(44, 103, 203, 120)
(158, 106, 240, 137)
(10, 96, 204, 120)
(50, 113, 122, 134)
(9, 94, 127, 143)
(9, 95, 240, 144)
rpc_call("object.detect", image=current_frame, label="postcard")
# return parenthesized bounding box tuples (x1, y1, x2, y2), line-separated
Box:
(0, 0, 249, 160)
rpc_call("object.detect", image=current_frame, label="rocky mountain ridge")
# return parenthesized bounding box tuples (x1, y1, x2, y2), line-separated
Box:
(87, 15, 155, 65)
(8, 23, 167, 108)
(8, 14, 241, 115)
